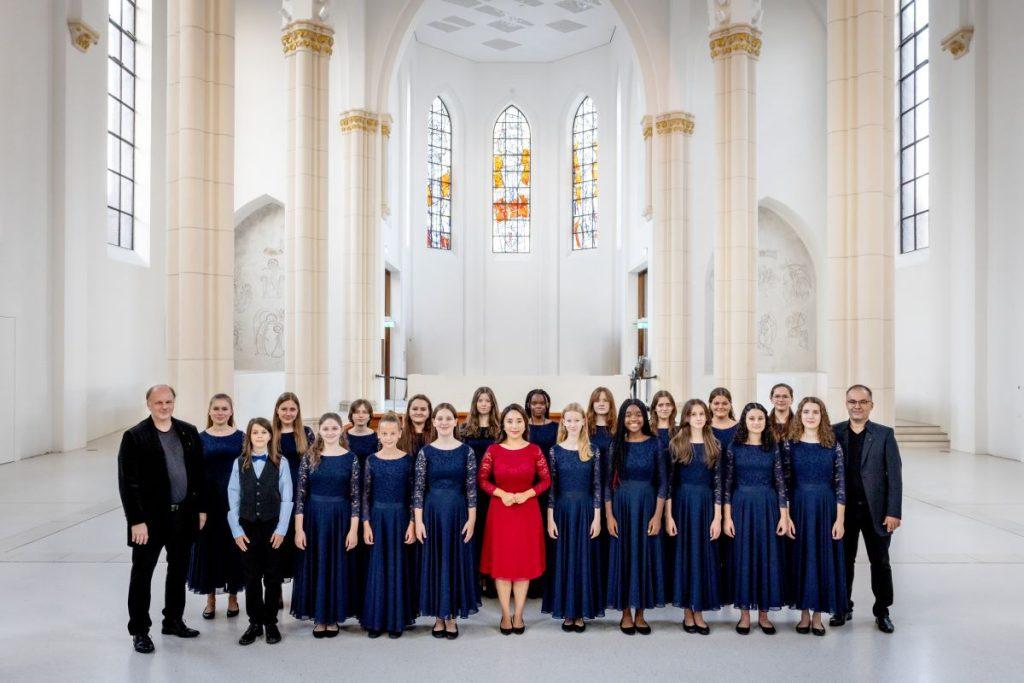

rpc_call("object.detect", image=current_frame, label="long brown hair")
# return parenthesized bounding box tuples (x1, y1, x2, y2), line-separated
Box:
(556, 403, 594, 462)
(398, 394, 433, 453)
(205, 393, 235, 428)
(669, 398, 720, 468)
(272, 391, 309, 456)
(497, 404, 531, 444)
(347, 398, 374, 430)
(586, 386, 617, 438)
(427, 403, 459, 443)
(708, 387, 736, 420)
(460, 386, 501, 441)
(241, 417, 279, 470)
(788, 396, 836, 447)
(649, 390, 678, 432)
(304, 412, 347, 472)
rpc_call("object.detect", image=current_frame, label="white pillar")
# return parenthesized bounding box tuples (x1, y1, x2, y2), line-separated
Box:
(825, 0, 896, 423)
(166, 0, 234, 424)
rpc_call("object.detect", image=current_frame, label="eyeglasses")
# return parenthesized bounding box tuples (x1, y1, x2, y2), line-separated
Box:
(846, 400, 872, 407)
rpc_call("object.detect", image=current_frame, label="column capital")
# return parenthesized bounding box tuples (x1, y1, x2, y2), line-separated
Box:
(655, 111, 695, 136)
(281, 20, 334, 55)
(339, 109, 387, 134)
(709, 23, 762, 60)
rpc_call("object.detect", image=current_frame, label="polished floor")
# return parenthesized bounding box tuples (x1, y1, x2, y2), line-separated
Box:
(1, 433, 1021, 681)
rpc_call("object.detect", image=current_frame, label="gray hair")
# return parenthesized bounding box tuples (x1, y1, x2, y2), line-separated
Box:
(145, 384, 177, 401)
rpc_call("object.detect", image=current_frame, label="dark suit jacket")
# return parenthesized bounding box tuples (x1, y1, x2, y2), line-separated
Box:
(117, 416, 206, 546)
(833, 420, 903, 536)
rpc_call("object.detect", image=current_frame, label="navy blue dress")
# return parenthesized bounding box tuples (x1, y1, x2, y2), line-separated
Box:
(712, 423, 738, 604)
(591, 425, 613, 455)
(291, 453, 361, 624)
(187, 430, 245, 594)
(785, 441, 847, 614)
(712, 424, 739, 452)
(528, 421, 559, 594)
(605, 438, 667, 610)
(279, 426, 315, 581)
(667, 444, 723, 612)
(656, 427, 674, 455)
(360, 454, 417, 633)
(723, 443, 788, 611)
(590, 425, 613, 586)
(528, 421, 559, 460)
(346, 431, 380, 466)
(542, 445, 604, 620)
(461, 426, 497, 577)
(414, 444, 480, 619)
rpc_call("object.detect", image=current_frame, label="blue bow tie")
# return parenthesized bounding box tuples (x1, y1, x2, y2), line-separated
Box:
(252, 454, 268, 462)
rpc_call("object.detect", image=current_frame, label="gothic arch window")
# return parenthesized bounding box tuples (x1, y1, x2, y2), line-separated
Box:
(492, 105, 531, 253)
(571, 96, 598, 250)
(426, 96, 452, 250)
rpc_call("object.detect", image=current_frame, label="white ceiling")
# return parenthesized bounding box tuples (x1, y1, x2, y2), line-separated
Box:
(413, 0, 616, 63)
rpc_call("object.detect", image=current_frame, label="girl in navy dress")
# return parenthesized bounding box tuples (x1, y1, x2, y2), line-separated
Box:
(543, 403, 603, 632)
(414, 403, 479, 639)
(271, 392, 315, 583)
(291, 413, 361, 637)
(785, 397, 846, 636)
(360, 412, 417, 638)
(525, 388, 558, 598)
(768, 383, 795, 444)
(345, 399, 380, 465)
(459, 386, 501, 599)
(649, 390, 678, 455)
(664, 399, 722, 634)
(399, 394, 432, 458)
(189, 393, 244, 619)
(709, 386, 739, 605)
(605, 399, 667, 635)
(586, 386, 617, 455)
(722, 402, 792, 635)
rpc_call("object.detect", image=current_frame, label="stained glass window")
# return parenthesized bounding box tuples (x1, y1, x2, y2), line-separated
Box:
(571, 96, 598, 250)
(492, 105, 531, 253)
(898, 0, 929, 253)
(426, 96, 452, 250)
(107, 0, 137, 250)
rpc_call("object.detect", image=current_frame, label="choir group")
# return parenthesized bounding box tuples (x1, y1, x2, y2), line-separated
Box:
(118, 382, 902, 654)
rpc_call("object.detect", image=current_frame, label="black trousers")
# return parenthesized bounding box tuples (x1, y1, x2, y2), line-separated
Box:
(127, 508, 194, 635)
(843, 499, 894, 617)
(240, 518, 284, 626)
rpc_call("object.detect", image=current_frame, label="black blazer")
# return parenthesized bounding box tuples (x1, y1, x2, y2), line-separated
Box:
(833, 420, 903, 536)
(117, 416, 206, 545)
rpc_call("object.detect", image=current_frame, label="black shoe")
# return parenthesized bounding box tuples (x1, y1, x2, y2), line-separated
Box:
(132, 634, 155, 654)
(239, 624, 263, 645)
(265, 624, 281, 644)
(830, 609, 852, 627)
(695, 624, 711, 636)
(562, 620, 575, 632)
(735, 622, 750, 635)
(202, 607, 215, 620)
(876, 616, 895, 633)
(574, 621, 586, 633)
(683, 622, 698, 634)
(635, 623, 651, 635)
(512, 622, 525, 635)
(226, 606, 240, 618)
(367, 629, 382, 639)
(795, 623, 811, 634)
(620, 621, 636, 636)
(314, 628, 329, 639)
(812, 625, 826, 637)
(324, 627, 339, 639)
(432, 623, 447, 638)
(759, 621, 776, 635)
(445, 624, 460, 640)
(388, 631, 403, 639)
(161, 621, 199, 638)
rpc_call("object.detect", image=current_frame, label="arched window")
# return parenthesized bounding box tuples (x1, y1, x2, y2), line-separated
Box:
(426, 96, 452, 250)
(107, 0, 137, 250)
(898, 0, 929, 252)
(571, 96, 598, 250)
(492, 105, 531, 253)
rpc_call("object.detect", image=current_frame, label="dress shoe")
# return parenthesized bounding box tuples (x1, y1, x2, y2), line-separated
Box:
(829, 611, 851, 627)
(239, 624, 263, 646)
(574, 621, 586, 633)
(695, 624, 711, 636)
(876, 616, 895, 634)
(735, 622, 750, 635)
(202, 607, 215, 620)
(562, 620, 575, 632)
(445, 624, 460, 640)
(512, 623, 526, 635)
(795, 623, 811, 635)
(635, 623, 652, 635)
(132, 634, 155, 654)
(324, 627, 339, 639)
(265, 624, 282, 644)
(161, 621, 199, 638)
(759, 622, 776, 635)
(226, 606, 240, 618)
(619, 621, 636, 635)
(314, 628, 329, 639)
(388, 631, 403, 639)
(367, 629, 382, 639)
(433, 624, 447, 638)
(683, 622, 698, 634)
(499, 622, 513, 636)
(811, 625, 827, 637)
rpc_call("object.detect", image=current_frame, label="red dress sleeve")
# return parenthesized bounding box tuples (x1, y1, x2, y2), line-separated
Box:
(478, 446, 497, 496)
(531, 445, 551, 496)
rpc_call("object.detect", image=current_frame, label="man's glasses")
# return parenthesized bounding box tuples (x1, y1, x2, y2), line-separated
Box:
(846, 400, 872, 407)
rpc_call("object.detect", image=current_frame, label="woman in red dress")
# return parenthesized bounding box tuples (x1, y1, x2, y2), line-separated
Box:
(478, 403, 551, 635)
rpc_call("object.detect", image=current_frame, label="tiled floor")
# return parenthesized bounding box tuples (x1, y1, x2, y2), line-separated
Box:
(1, 433, 1021, 681)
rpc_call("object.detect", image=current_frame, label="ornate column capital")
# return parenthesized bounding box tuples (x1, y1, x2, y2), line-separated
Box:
(941, 27, 974, 60)
(339, 109, 386, 134)
(709, 24, 762, 60)
(67, 20, 99, 52)
(655, 111, 695, 136)
(281, 20, 334, 55)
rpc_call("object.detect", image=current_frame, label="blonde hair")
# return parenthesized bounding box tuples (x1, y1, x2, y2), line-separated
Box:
(556, 403, 594, 462)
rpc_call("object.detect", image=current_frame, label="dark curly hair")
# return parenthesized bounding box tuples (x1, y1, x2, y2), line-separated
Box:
(733, 402, 776, 452)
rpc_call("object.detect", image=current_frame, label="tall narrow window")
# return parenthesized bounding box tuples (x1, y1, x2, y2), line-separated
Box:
(898, 0, 929, 253)
(492, 105, 531, 253)
(571, 96, 598, 250)
(426, 96, 452, 250)
(107, 0, 137, 250)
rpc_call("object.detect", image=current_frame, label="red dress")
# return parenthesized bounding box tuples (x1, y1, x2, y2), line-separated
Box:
(478, 443, 551, 581)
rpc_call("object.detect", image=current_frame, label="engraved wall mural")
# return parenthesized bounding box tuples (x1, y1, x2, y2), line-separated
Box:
(235, 200, 286, 371)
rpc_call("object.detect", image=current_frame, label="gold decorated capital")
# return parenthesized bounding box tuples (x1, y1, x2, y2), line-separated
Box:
(339, 109, 382, 134)
(641, 115, 653, 140)
(67, 19, 99, 52)
(282, 21, 334, 56)
(940, 27, 973, 60)
(655, 112, 695, 136)
(709, 24, 762, 60)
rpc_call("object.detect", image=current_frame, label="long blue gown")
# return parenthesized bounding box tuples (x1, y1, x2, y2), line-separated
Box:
(345, 431, 379, 592)
(461, 426, 496, 581)
(360, 454, 417, 633)
(667, 443, 723, 612)
(291, 453, 361, 624)
(414, 444, 480, 619)
(723, 443, 788, 611)
(528, 421, 559, 596)
(712, 423, 739, 605)
(605, 438, 667, 610)
(785, 441, 847, 614)
(542, 445, 604, 620)
(188, 430, 245, 595)
(279, 426, 315, 581)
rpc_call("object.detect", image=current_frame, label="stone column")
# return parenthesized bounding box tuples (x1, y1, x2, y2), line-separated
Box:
(709, 0, 762, 404)
(338, 110, 385, 404)
(282, 16, 333, 417)
(166, 0, 234, 423)
(647, 112, 695, 402)
(825, 0, 896, 423)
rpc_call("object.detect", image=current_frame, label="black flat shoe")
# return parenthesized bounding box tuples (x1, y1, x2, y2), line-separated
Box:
(239, 624, 263, 646)
(388, 631, 403, 639)
(562, 620, 575, 632)
(432, 624, 447, 638)
(366, 630, 382, 639)
(635, 623, 652, 635)
(876, 616, 895, 633)
(759, 622, 776, 635)
(226, 606, 240, 618)
(202, 607, 215, 620)
(812, 625, 826, 637)
(683, 622, 698, 633)
(512, 623, 526, 635)
(161, 621, 199, 638)
(324, 627, 339, 639)
(132, 634, 155, 654)
(499, 625, 513, 635)
(313, 629, 328, 639)
(265, 624, 282, 644)
(574, 621, 586, 633)
(795, 623, 811, 634)
(695, 624, 711, 635)
(445, 624, 460, 640)
(620, 621, 636, 635)
(735, 622, 750, 635)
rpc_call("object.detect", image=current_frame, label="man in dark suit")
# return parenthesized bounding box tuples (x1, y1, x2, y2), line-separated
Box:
(831, 384, 902, 633)
(118, 385, 207, 653)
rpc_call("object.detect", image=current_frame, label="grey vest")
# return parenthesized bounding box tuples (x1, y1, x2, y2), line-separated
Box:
(238, 456, 282, 523)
